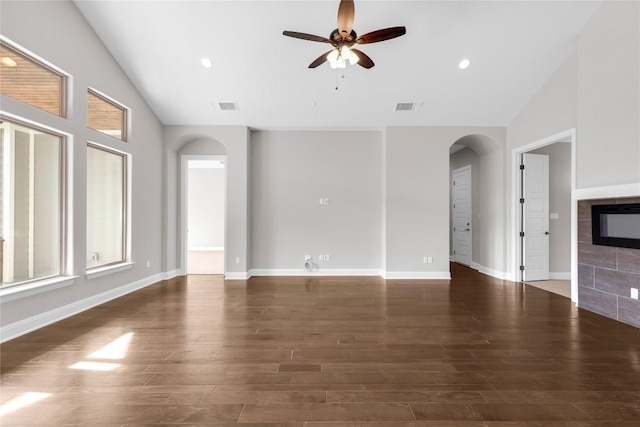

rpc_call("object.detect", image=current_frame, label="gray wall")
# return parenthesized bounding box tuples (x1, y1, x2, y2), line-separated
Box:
(1, 0, 163, 329)
(162, 126, 250, 276)
(506, 0, 640, 324)
(385, 127, 506, 277)
(250, 130, 382, 271)
(530, 142, 571, 274)
(577, 0, 640, 189)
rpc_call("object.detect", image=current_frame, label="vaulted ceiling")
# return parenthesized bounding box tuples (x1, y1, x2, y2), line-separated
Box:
(73, 0, 603, 130)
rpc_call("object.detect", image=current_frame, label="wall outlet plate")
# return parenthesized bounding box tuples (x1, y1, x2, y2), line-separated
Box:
(631, 288, 638, 300)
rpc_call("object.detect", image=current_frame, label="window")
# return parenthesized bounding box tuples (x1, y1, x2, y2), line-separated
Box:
(86, 144, 127, 269)
(1, 118, 64, 288)
(0, 41, 65, 117)
(87, 90, 127, 141)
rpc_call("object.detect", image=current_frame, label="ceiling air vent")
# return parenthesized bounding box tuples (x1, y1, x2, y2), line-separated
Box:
(218, 102, 238, 111)
(395, 102, 414, 111)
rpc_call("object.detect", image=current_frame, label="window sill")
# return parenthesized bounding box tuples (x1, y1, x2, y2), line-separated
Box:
(0, 276, 78, 303)
(85, 262, 135, 280)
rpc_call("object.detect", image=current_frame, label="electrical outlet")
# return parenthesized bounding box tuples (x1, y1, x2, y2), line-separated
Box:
(423, 257, 428, 263)
(146, 260, 151, 268)
(319, 198, 324, 205)
(235, 257, 240, 264)
(427, 256, 433, 264)
(324, 254, 330, 261)
(631, 288, 638, 300)
(324, 198, 329, 205)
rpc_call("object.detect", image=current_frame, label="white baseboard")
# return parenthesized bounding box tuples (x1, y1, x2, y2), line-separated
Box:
(476, 264, 510, 281)
(550, 272, 571, 280)
(382, 271, 451, 280)
(161, 269, 183, 281)
(225, 272, 251, 280)
(249, 269, 383, 277)
(0, 272, 165, 343)
(470, 262, 481, 271)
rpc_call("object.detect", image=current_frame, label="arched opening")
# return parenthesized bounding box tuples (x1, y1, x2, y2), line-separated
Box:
(179, 138, 227, 277)
(449, 134, 501, 277)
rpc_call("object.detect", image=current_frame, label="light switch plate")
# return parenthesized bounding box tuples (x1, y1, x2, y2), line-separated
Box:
(631, 288, 638, 300)
(550, 213, 559, 220)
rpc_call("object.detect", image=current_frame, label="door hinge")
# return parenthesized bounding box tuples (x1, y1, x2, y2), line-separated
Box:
(520, 232, 525, 237)
(454, 250, 456, 254)
(520, 164, 525, 170)
(453, 181, 456, 185)
(453, 204, 456, 208)
(519, 265, 525, 271)
(520, 198, 525, 204)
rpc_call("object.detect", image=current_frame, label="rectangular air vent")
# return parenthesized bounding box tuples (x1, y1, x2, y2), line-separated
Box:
(218, 102, 238, 111)
(395, 102, 415, 111)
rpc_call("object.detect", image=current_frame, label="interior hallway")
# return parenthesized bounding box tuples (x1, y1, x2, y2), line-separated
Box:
(1, 265, 639, 425)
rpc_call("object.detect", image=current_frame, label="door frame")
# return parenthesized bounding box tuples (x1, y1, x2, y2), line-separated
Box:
(180, 154, 227, 276)
(511, 129, 577, 303)
(451, 164, 472, 266)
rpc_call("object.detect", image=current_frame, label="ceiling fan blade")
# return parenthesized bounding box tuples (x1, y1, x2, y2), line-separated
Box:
(356, 26, 406, 44)
(309, 50, 333, 68)
(351, 48, 374, 69)
(337, 0, 355, 39)
(283, 31, 332, 44)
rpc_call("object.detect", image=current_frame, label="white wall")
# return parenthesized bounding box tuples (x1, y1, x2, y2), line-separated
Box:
(0, 0, 163, 334)
(188, 166, 225, 249)
(249, 130, 382, 272)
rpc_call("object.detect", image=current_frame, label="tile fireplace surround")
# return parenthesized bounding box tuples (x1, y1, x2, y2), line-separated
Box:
(578, 197, 640, 328)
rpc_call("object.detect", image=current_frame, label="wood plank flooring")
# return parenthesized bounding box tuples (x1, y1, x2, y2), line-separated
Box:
(2, 263, 640, 425)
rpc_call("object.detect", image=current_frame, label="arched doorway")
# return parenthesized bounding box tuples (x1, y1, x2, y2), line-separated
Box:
(179, 138, 227, 276)
(449, 134, 501, 277)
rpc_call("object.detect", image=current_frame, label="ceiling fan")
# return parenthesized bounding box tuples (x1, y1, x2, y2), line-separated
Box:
(283, 0, 406, 69)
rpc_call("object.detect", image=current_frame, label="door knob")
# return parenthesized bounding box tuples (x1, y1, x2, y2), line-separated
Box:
(544, 231, 550, 235)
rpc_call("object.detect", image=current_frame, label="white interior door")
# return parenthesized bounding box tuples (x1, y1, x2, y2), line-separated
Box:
(522, 153, 549, 281)
(452, 165, 472, 266)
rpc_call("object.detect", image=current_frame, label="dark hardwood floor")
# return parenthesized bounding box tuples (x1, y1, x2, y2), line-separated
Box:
(2, 263, 640, 425)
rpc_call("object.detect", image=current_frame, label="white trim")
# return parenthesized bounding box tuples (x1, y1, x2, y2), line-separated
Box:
(511, 128, 577, 303)
(469, 262, 481, 271)
(161, 269, 183, 281)
(181, 155, 227, 277)
(575, 182, 640, 200)
(188, 246, 224, 251)
(0, 276, 77, 303)
(382, 271, 451, 280)
(549, 272, 571, 280)
(477, 265, 510, 281)
(225, 271, 250, 280)
(0, 272, 164, 343)
(85, 261, 134, 280)
(250, 269, 384, 278)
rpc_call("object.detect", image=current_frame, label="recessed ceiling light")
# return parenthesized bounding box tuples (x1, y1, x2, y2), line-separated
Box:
(1, 57, 17, 67)
(459, 59, 470, 70)
(200, 57, 213, 68)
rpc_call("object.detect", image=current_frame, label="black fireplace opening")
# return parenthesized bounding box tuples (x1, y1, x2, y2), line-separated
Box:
(591, 203, 640, 249)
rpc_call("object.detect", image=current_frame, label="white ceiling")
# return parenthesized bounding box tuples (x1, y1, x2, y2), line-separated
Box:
(73, 0, 602, 130)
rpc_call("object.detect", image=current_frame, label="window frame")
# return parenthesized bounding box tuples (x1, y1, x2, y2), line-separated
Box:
(87, 88, 129, 142)
(85, 141, 130, 273)
(0, 37, 68, 118)
(0, 114, 69, 290)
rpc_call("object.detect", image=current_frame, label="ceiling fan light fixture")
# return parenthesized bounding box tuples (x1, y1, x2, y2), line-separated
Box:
(200, 57, 213, 68)
(459, 58, 471, 69)
(348, 51, 359, 65)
